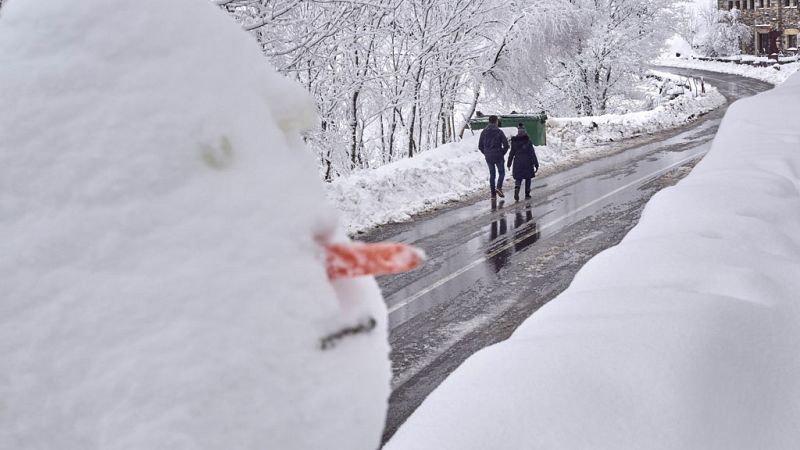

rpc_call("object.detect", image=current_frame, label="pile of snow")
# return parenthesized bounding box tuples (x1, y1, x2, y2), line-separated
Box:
(547, 73, 724, 150)
(326, 135, 489, 234)
(385, 72, 800, 448)
(661, 34, 697, 59)
(0, 1, 389, 449)
(329, 75, 725, 234)
(656, 55, 800, 85)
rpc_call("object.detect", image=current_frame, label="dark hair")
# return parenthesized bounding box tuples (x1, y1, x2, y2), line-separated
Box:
(488, 115, 499, 124)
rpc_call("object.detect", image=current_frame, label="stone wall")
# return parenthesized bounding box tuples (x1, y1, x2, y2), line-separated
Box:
(718, 1, 800, 53)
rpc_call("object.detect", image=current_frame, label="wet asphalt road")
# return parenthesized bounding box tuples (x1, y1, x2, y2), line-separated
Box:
(362, 69, 773, 444)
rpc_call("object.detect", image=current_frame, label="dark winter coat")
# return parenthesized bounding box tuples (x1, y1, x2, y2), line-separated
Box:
(478, 125, 509, 162)
(507, 134, 539, 180)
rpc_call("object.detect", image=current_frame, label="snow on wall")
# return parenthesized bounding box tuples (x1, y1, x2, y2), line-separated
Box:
(328, 79, 725, 235)
(0, 1, 389, 449)
(385, 72, 800, 449)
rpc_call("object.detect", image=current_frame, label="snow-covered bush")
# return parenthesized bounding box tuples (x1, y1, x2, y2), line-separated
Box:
(701, 9, 752, 57)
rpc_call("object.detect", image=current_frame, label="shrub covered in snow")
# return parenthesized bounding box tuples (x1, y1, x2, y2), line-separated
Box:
(700, 9, 752, 57)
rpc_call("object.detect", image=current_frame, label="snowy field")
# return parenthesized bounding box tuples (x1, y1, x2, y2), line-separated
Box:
(385, 71, 800, 449)
(328, 76, 725, 234)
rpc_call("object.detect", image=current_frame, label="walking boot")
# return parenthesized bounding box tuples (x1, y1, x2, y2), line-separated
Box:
(525, 190, 532, 200)
(514, 187, 520, 201)
(491, 189, 497, 199)
(496, 187, 504, 198)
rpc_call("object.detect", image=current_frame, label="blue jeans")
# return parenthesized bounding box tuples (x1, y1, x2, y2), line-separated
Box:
(486, 159, 505, 192)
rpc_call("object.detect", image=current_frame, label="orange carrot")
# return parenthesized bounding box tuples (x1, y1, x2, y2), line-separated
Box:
(325, 242, 424, 280)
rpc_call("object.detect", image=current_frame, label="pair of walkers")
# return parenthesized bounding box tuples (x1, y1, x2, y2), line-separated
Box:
(478, 115, 539, 201)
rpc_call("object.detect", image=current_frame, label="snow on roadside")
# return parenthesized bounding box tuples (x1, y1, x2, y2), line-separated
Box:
(385, 71, 800, 449)
(326, 136, 489, 234)
(655, 55, 800, 85)
(328, 75, 725, 235)
(547, 75, 725, 151)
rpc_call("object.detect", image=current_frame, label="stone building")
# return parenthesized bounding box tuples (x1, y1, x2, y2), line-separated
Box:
(719, 0, 800, 54)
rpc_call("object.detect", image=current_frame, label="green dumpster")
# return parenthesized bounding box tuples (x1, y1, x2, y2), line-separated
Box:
(468, 113, 547, 146)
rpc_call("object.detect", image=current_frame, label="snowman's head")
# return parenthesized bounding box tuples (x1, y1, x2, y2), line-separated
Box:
(0, 0, 393, 448)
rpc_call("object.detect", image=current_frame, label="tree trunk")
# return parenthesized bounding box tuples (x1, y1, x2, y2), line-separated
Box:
(418, 106, 424, 154)
(322, 120, 334, 182)
(379, 113, 387, 164)
(408, 104, 417, 158)
(441, 111, 447, 145)
(350, 90, 360, 168)
(357, 118, 365, 168)
(460, 84, 481, 139)
(388, 107, 399, 161)
(458, 17, 522, 137)
(449, 111, 456, 143)
(408, 67, 423, 158)
(599, 66, 612, 114)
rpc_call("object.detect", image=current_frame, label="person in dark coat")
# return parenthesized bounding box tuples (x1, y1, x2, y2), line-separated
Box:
(478, 115, 510, 199)
(507, 124, 539, 201)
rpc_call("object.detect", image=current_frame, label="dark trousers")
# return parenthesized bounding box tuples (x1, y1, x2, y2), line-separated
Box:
(514, 177, 532, 195)
(486, 159, 505, 192)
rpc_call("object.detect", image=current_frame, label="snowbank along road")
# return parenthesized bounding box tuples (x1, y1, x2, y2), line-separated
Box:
(362, 69, 773, 443)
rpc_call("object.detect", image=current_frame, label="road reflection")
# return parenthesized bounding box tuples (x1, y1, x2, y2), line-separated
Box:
(514, 205, 540, 252)
(486, 204, 540, 273)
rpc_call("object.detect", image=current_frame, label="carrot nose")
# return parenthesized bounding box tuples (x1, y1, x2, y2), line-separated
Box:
(325, 243, 425, 280)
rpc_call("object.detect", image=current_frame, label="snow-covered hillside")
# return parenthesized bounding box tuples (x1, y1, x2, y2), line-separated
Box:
(0, 1, 389, 449)
(385, 71, 800, 449)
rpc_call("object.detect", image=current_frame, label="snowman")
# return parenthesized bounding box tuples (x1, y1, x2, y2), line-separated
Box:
(0, 0, 420, 449)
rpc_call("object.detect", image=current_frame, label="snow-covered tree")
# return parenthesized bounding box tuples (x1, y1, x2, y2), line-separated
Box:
(219, 0, 515, 178)
(489, 0, 676, 117)
(559, 0, 676, 116)
(673, 1, 706, 48)
(218, 0, 681, 176)
(701, 9, 752, 57)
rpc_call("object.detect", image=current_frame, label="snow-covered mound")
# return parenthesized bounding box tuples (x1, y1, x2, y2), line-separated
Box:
(547, 77, 724, 150)
(385, 73, 800, 448)
(661, 34, 696, 59)
(326, 135, 489, 234)
(0, 1, 389, 449)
